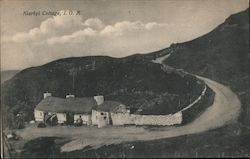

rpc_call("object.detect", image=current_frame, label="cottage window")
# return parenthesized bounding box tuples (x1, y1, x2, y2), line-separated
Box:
(101, 112, 104, 115)
(104, 117, 107, 119)
(40, 112, 42, 116)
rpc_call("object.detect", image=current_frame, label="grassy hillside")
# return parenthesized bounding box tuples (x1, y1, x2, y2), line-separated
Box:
(146, 8, 249, 127)
(1, 56, 203, 128)
(1, 70, 19, 83)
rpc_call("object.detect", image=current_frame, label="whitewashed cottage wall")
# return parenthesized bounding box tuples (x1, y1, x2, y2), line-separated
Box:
(57, 113, 67, 124)
(34, 109, 44, 121)
(91, 110, 99, 125)
(91, 110, 110, 126)
(74, 114, 91, 125)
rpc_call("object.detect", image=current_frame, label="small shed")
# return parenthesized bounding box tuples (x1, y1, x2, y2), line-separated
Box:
(92, 101, 128, 128)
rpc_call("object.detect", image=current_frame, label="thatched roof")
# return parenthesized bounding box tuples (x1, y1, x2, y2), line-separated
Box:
(35, 97, 97, 114)
(96, 101, 128, 113)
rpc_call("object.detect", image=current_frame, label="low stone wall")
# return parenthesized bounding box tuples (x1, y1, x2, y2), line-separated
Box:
(110, 112, 182, 126)
(134, 112, 182, 125)
(109, 113, 134, 125)
(181, 85, 215, 125)
(109, 85, 208, 126)
(181, 85, 207, 112)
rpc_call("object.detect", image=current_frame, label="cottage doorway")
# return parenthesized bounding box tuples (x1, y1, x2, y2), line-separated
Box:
(108, 112, 113, 125)
(43, 112, 48, 122)
(66, 113, 74, 125)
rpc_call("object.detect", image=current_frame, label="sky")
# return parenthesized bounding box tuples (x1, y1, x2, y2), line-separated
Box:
(1, 0, 249, 70)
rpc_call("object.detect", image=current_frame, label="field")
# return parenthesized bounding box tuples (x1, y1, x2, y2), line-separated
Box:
(6, 124, 250, 158)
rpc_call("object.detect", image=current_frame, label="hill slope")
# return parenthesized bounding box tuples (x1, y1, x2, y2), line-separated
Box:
(1, 70, 19, 83)
(1, 56, 203, 128)
(145, 8, 249, 126)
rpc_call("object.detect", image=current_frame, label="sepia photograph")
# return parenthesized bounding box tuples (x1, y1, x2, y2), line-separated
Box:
(1, 0, 249, 158)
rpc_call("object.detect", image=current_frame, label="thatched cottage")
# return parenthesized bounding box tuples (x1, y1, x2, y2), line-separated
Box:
(34, 93, 103, 125)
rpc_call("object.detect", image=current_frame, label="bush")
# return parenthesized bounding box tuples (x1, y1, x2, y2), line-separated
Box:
(37, 122, 46, 128)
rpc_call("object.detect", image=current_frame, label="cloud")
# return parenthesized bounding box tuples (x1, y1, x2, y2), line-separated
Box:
(100, 21, 144, 36)
(84, 18, 104, 30)
(46, 20, 173, 44)
(2, 11, 195, 70)
(40, 12, 84, 34)
(3, 10, 84, 43)
(47, 28, 97, 45)
(4, 14, 173, 44)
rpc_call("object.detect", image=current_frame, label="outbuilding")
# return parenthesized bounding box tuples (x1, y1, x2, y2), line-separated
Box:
(92, 101, 129, 128)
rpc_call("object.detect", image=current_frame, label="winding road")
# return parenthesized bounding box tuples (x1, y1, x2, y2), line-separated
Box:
(15, 54, 242, 152)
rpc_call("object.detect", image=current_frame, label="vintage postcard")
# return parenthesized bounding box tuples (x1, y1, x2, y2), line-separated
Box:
(1, 0, 249, 158)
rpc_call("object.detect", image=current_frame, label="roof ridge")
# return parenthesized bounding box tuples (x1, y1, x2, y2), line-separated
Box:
(35, 96, 97, 113)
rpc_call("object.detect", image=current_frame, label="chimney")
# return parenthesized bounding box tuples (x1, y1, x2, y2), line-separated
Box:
(44, 92, 52, 99)
(94, 95, 104, 105)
